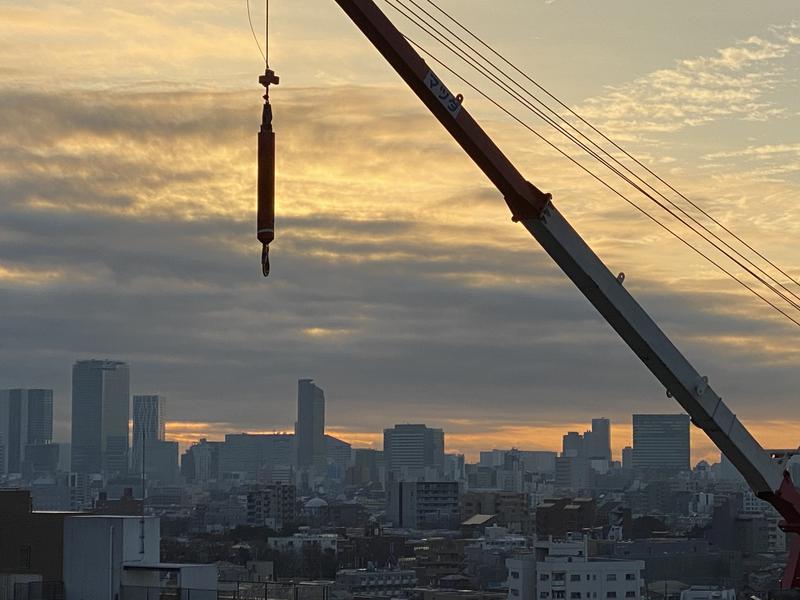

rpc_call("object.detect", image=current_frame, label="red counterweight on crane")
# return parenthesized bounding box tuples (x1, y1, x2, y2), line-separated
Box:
(257, 68, 279, 277)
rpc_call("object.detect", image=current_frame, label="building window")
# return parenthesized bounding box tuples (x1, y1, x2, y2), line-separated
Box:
(571, 574, 581, 582)
(625, 573, 635, 581)
(625, 593, 636, 598)
(511, 572, 520, 579)
(606, 594, 617, 599)
(571, 593, 581, 599)
(540, 594, 549, 599)
(540, 574, 550, 581)
(553, 572, 566, 582)
(511, 590, 520, 597)
(553, 592, 565, 600)
(606, 574, 617, 581)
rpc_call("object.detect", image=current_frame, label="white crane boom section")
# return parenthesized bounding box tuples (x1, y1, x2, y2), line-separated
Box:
(522, 209, 783, 495)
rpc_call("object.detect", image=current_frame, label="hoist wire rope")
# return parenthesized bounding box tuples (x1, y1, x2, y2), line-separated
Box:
(405, 37, 800, 328)
(379, 0, 800, 319)
(397, 0, 800, 310)
(247, 0, 267, 66)
(420, 0, 800, 295)
(374, 7, 800, 327)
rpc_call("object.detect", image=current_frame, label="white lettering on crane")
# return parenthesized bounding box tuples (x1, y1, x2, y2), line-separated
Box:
(424, 71, 463, 118)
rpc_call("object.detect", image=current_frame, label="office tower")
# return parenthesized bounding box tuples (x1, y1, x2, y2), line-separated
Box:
(0, 389, 54, 475)
(562, 431, 584, 458)
(588, 418, 612, 461)
(349, 448, 384, 486)
(219, 433, 295, 482)
(621, 446, 633, 470)
(181, 438, 223, 483)
(325, 434, 353, 478)
(632, 414, 690, 472)
(145, 440, 179, 484)
(383, 424, 445, 479)
(131, 395, 166, 474)
(71, 360, 130, 477)
(295, 379, 325, 470)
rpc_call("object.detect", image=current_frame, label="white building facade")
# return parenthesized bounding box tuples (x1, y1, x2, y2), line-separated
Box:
(507, 551, 645, 600)
(536, 556, 645, 600)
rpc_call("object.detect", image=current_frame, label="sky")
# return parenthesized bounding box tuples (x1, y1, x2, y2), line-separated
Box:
(1, 0, 799, 463)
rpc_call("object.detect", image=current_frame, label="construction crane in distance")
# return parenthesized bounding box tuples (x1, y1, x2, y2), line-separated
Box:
(255, 0, 800, 588)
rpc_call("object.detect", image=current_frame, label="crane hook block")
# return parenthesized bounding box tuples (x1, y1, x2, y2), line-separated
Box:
(257, 69, 279, 277)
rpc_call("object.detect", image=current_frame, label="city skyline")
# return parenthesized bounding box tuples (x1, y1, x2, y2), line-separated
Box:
(3, 0, 799, 594)
(1, 1, 799, 476)
(1, 363, 737, 464)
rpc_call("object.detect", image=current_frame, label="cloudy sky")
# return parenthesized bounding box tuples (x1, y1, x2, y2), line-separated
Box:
(1, 0, 799, 462)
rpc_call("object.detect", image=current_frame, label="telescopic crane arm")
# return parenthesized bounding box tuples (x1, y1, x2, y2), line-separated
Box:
(319, 0, 800, 587)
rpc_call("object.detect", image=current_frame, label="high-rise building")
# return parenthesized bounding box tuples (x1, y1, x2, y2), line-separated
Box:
(219, 433, 295, 481)
(622, 446, 633, 469)
(295, 379, 325, 471)
(325, 434, 353, 478)
(632, 414, 690, 472)
(348, 448, 384, 486)
(383, 424, 444, 479)
(181, 438, 223, 483)
(562, 431, 584, 458)
(70, 360, 130, 477)
(0, 389, 54, 475)
(131, 395, 166, 474)
(588, 417, 611, 460)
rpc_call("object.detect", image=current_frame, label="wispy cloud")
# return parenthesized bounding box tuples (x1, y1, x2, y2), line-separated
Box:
(579, 25, 798, 136)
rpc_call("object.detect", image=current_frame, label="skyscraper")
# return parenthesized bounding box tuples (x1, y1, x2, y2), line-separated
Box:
(588, 417, 612, 461)
(632, 414, 690, 472)
(0, 389, 53, 475)
(131, 395, 166, 474)
(71, 360, 130, 477)
(295, 379, 325, 471)
(384, 424, 445, 479)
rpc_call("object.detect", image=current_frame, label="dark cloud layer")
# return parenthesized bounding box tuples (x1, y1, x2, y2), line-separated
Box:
(1, 85, 798, 456)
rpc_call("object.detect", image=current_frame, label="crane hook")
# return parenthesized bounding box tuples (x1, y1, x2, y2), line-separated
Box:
(261, 243, 270, 277)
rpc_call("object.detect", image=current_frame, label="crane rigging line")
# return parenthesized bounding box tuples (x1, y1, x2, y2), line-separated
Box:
(398, 36, 800, 329)
(246, 0, 267, 67)
(379, 0, 800, 320)
(394, 0, 800, 311)
(375, 0, 800, 327)
(418, 0, 800, 295)
(382, 0, 800, 313)
(385, 0, 800, 317)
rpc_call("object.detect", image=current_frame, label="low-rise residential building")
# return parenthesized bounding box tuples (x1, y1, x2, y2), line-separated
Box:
(461, 491, 532, 534)
(336, 567, 417, 597)
(388, 481, 461, 530)
(246, 482, 297, 529)
(680, 587, 736, 600)
(535, 556, 645, 600)
(267, 532, 339, 554)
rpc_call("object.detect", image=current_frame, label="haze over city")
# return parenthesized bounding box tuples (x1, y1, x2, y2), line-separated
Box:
(3, 0, 800, 596)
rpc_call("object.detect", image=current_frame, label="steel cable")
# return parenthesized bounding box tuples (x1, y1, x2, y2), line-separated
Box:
(379, 0, 800, 325)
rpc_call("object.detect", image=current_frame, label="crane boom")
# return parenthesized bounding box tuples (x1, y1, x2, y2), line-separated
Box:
(324, 0, 800, 587)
